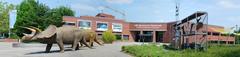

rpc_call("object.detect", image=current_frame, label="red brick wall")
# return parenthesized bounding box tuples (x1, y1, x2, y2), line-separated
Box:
(163, 22, 176, 43)
(63, 14, 131, 41)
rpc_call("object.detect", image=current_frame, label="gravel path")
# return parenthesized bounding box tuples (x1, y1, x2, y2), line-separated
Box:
(0, 42, 137, 57)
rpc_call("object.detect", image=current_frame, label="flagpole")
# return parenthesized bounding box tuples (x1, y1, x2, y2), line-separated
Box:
(9, 10, 17, 40)
(8, 28, 10, 39)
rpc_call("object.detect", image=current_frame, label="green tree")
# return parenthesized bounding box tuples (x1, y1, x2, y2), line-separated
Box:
(14, 0, 74, 37)
(14, 0, 49, 36)
(44, 6, 74, 27)
(234, 28, 240, 44)
(0, 1, 14, 33)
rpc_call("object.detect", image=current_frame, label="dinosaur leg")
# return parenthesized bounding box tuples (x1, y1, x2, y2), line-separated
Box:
(45, 44, 52, 53)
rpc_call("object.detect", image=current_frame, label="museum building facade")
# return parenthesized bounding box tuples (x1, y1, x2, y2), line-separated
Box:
(63, 13, 235, 44)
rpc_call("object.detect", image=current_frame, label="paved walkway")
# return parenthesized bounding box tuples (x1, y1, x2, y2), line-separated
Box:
(0, 42, 137, 57)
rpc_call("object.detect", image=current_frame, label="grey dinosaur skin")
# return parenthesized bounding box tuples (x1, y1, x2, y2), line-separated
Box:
(80, 30, 103, 47)
(24, 25, 92, 53)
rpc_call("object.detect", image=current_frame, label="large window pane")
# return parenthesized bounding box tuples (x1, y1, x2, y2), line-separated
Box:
(112, 23, 122, 32)
(79, 20, 91, 29)
(97, 22, 108, 31)
(64, 22, 75, 26)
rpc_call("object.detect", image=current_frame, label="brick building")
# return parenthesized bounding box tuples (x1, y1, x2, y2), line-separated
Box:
(63, 13, 235, 44)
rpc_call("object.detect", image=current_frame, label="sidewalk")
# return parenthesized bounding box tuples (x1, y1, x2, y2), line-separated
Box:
(0, 42, 135, 57)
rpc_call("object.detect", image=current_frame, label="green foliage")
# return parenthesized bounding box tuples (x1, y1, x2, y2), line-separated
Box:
(14, 0, 74, 37)
(122, 44, 240, 57)
(0, 1, 14, 33)
(44, 6, 74, 27)
(9, 33, 20, 39)
(102, 30, 116, 43)
(235, 29, 240, 44)
(116, 35, 122, 40)
(14, 0, 48, 37)
(236, 35, 240, 44)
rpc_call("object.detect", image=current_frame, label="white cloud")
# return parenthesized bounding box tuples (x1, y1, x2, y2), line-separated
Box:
(153, 10, 161, 14)
(217, 0, 240, 9)
(227, 16, 240, 22)
(105, 0, 134, 4)
(70, 3, 99, 16)
(71, 4, 96, 11)
(217, 16, 240, 27)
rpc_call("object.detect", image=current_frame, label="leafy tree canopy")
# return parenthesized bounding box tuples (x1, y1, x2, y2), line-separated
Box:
(44, 6, 74, 27)
(0, 1, 14, 33)
(14, 0, 74, 37)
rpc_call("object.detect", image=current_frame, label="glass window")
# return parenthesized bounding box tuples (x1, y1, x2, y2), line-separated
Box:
(208, 32, 212, 35)
(123, 35, 129, 40)
(212, 32, 220, 36)
(78, 20, 91, 29)
(112, 23, 122, 32)
(97, 22, 108, 31)
(64, 22, 75, 26)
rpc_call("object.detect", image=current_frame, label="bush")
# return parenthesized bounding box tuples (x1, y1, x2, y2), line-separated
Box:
(102, 30, 116, 43)
(116, 35, 122, 40)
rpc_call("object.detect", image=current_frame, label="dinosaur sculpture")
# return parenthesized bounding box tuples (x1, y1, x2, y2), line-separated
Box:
(21, 25, 92, 53)
(79, 29, 103, 47)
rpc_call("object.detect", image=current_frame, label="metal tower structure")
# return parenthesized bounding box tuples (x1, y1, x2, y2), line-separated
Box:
(102, 6, 126, 20)
(171, 11, 208, 50)
(171, 0, 208, 51)
(97, 0, 126, 20)
(172, 0, 181, 49)
(175, 0, 180, 21)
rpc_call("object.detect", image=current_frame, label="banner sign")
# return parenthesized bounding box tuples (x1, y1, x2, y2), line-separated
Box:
(9, 10, 17, 28)
(134, 24, 162, 29)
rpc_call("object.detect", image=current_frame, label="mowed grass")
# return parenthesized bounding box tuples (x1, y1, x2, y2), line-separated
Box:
(122, 44, 240, 57)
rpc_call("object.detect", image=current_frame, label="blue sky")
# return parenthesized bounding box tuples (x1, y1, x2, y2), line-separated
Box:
(3, 0, 240, 28)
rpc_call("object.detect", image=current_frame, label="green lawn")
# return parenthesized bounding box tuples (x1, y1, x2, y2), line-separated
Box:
(122, 44, 240, 57)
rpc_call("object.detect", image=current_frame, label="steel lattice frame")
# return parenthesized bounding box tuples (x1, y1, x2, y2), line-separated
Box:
(171, 11, 208, 50)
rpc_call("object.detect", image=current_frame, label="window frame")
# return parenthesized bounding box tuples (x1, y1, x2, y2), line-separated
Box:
(78, 20, 92, 29)
(96, 21, 108, 31)
(112, 23, 123, 32)
(64, 21, 76, 26)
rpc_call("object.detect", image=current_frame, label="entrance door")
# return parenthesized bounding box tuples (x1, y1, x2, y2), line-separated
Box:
(131, 31, 153, 42)
(156, 31, 164, 42)
(142, 31, 153, 42)
(132, 31, 140, 42)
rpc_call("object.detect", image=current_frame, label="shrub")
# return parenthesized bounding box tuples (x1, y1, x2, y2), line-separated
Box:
(102, 30, 116, 43)
(116, 35, 122, 40)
